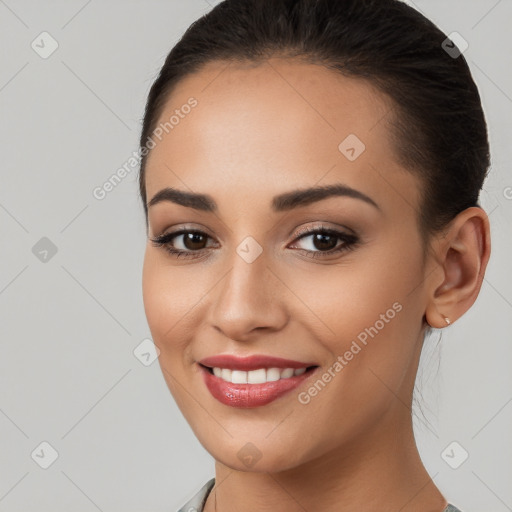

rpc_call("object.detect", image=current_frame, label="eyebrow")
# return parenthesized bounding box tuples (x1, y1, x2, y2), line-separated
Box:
(147, 183, 380, 212)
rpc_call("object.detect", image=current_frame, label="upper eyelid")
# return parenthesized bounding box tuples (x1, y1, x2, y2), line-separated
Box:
(152, 225, 355, 246)
(153, 224, 349, 237)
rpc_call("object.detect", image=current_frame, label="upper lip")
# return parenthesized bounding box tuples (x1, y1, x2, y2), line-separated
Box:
(198, 354, 318, 371)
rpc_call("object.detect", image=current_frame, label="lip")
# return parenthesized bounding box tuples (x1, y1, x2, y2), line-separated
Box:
(197, 354, 319, 408)
(198, 354, 317, 371)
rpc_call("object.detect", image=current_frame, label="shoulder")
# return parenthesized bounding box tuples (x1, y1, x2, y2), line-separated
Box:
(176, 478, 215, 512)
(173, 482, 461, 512)
(444, 504, 463, 512)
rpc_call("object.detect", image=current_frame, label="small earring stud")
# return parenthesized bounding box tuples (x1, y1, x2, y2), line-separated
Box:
(444, 316, 451, 325)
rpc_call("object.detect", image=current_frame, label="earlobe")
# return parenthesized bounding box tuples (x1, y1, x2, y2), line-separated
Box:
(425, 307, 452, 329)
(424, 207, 491, 328)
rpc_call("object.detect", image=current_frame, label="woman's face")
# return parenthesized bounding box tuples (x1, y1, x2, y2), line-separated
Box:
(142, 58, 433, 472)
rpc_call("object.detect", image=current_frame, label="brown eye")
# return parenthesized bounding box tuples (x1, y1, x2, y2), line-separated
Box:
(288, 226, 360, 260)
(150, 229, 217, 259)
(309, 232, 338, 251)
(181, 232, 208, 251)
(151, 226, 359, 261)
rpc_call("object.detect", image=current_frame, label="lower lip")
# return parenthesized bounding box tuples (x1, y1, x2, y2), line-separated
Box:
(199, 364, 317, 408)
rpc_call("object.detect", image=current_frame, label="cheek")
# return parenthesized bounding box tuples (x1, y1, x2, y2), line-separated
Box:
(141, 250, 203, 357)
(288, 238, 423, 346)
(141, 250, 207, 413)
(286, 239, 425, 407)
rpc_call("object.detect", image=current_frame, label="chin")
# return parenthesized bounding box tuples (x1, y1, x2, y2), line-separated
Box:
(198, 432, 310, 473)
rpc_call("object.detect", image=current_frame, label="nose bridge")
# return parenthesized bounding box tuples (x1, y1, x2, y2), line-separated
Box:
(208, 236, 287, 340)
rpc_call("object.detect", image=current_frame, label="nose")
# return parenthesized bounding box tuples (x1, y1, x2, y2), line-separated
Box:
(207, 247, 288, 342)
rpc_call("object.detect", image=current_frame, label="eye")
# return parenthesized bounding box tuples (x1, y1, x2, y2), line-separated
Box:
(150, 224, 359, 260)
(150, 229, 217, 259)
(288, 225, 359, 259)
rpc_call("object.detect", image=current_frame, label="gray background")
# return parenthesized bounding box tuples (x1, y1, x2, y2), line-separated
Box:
(0, 0, 511, 510)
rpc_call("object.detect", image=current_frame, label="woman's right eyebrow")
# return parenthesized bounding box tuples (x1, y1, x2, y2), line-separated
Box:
(147, 183, 380, 212)
(147, 187, 216, 212)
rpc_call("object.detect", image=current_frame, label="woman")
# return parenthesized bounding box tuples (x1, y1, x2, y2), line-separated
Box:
(138, 0, 491, 510)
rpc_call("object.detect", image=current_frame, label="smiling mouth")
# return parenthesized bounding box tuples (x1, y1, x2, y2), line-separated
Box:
(199, 362, 320, 408)
(199, 363, 318, 384)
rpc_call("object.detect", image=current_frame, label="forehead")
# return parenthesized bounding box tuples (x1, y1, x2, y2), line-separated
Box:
(144, 58, 420, 217)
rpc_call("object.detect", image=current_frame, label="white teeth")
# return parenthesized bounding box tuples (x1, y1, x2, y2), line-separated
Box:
(221, 368, 232, 382)
(266, 367, 281, 382)
(247, 368, 267, 384)
(210, 366, 310, 384)
(231, 370, 247, 384)
(280, 368, 294, 379)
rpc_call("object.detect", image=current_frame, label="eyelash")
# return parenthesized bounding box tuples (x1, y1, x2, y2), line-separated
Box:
(150, 225, 359, 261)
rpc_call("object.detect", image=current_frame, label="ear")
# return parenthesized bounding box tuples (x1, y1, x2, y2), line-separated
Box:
(424, 206, 491, 328)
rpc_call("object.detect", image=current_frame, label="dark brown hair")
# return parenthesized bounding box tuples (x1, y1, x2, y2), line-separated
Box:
(138, 0, 490, 237)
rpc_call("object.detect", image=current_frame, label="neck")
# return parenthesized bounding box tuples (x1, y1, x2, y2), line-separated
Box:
(205, 401, 447, 512)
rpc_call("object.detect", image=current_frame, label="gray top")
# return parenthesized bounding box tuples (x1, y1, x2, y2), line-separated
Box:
(177, 478, 463, 512)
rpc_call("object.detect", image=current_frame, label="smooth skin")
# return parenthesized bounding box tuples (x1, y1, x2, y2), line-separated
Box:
(141, 58, 490, 512)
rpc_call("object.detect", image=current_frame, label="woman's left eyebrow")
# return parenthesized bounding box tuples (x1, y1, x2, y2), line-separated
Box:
(272, 184, 380, 212)
(147, 183, 380, 212)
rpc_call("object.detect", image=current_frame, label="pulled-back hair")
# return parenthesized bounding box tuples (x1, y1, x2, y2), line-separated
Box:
(138, 0, 490, 238)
